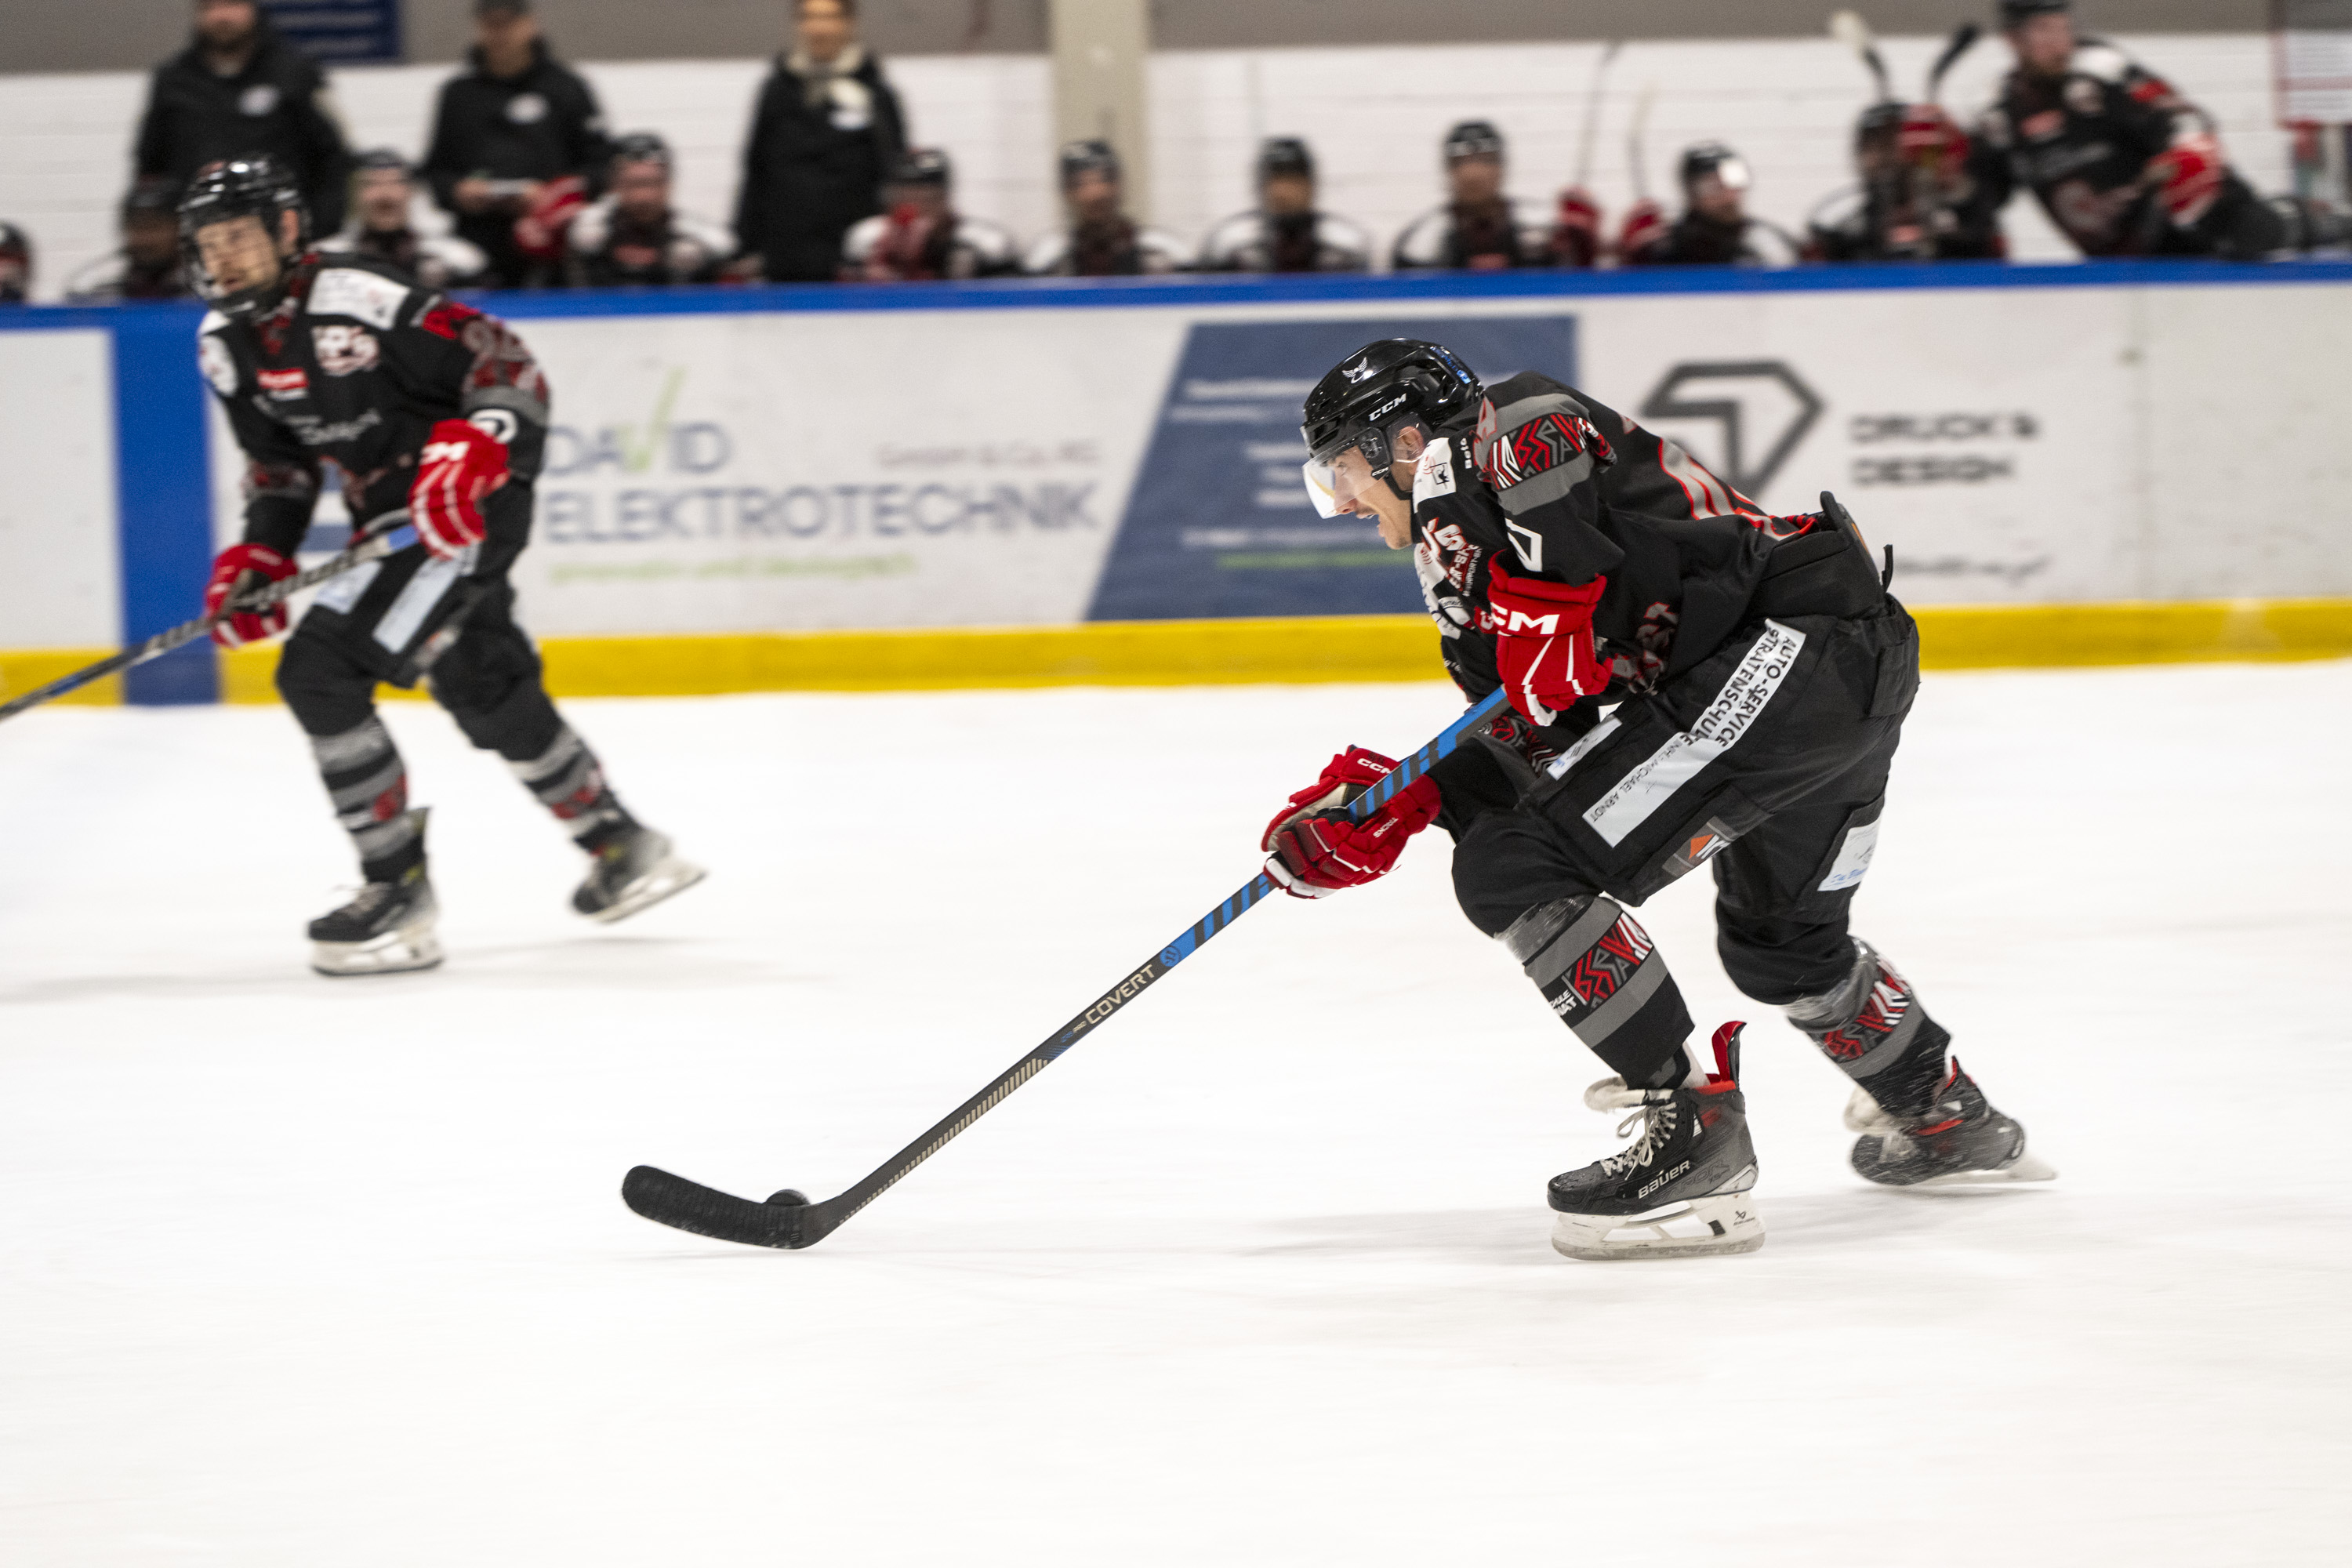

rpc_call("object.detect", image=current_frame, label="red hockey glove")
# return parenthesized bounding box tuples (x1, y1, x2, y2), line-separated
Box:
(2149, 133, 2224, 226)
(1616, 199, 1668, 263)
(513, 175, 587, 263)
(1551, 186, 1602, 267)
(1485, 561, 1608, 725)
(410, 418, 510, 559)
(1260, 746, 1444, 899)
(203, 542, 296, 648)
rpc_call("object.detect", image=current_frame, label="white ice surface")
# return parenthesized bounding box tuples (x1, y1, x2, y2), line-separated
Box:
(2, 666, 2348, 1564)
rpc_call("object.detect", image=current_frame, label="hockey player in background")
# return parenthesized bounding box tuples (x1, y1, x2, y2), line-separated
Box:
(1619, 143, 1802, 267)
(180, 158, 702, 975)
(0, 223, 29, 303)
(1275, 339, 2049, 1259)
(1392, 122, 1553, 271)
(66, 180, 196, 302)
(1196, 137, 1371, 273)
(1808, 103, 2005, 263)
(1955, 0, 2346, 258)
(1024, 140, 1188, 277)
(840, 147, 1020, 281)
(317, 151, 488, 292)
(566, 133, 735, 288)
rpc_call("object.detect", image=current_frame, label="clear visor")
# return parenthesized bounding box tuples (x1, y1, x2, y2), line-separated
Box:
(1298, 427, 1390, 519)
(1714, 156, 1753, 191)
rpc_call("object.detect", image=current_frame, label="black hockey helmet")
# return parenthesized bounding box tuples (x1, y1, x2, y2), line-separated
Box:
(354, 147, 412, 176)
(610, 131, 672, 169)
(1998, 0, 2069, 24)
(1298, 339, 1483, 516)
(179, 156, 309, 318)
(0, 221, 30, 303)
(892, 147, 953, 187)
(1443, 121, 1505, 165)
(1679, 141, 1752, 192)
(122, 177, 180, 218)
(1058, 139, 1120, 187)
(1258, 136, 1314, 182)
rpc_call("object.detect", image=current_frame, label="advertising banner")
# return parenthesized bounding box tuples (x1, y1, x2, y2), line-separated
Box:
(0, 328, 121, 648)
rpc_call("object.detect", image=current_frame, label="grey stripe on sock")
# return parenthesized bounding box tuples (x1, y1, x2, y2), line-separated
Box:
(310, 717, 391, 773)
(508, 724, 585, 785)
(1570, 954, 1668, 1049)
(1520, 898, 1629, 990)
(328, 758, 405, 814)
(352, 812, 419, 860)
(1842, 999, 1926, 1080)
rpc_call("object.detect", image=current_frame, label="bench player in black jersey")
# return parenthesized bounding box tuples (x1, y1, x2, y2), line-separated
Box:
(1266, 339, 2050, 1259)
(183, 157, 702, 976)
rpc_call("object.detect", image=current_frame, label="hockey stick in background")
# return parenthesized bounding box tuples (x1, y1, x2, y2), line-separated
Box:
(0, 514, 418, 725)
(622, 686, 1515, 1251)
(1926, 22, 1980, 105)
(1571, 40, 1624, 189)
(1828, 10, 1894, 103)
(1626, 81, 1658, 202)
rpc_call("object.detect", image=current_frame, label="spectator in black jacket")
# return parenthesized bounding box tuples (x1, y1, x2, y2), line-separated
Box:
(421, 0, 611, 287)
(735, 0, 908, 282)
(0, 224, 30, 305)
(134, 0, 353, 235)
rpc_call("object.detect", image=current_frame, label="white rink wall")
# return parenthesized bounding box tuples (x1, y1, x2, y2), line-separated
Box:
(0, 32, 2291, 300)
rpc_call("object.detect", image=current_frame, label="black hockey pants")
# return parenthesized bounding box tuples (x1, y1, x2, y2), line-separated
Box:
(1452, 602, 1921, 1090)
(274, 543, 628, 880)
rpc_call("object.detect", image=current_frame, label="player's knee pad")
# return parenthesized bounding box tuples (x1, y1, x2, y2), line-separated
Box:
(1451, 811, 1595, 937)
(1499, 894, 1693, 1090)
(1714, 904, 1857, 1007)
(1783, 939, 1951, 1116)
(274, 632, 379, 738)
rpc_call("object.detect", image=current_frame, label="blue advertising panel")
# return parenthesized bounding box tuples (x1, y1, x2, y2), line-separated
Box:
(1086, 314, 1577, 622)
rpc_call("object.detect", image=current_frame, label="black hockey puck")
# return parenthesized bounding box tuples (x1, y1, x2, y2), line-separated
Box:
(765, 1189, 809, 1207)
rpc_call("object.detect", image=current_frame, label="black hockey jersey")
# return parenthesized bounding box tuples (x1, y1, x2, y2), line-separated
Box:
(1959, 40, 2216, 256)
(1410, 374, 1844, 715)
(199, 252, 550, 577)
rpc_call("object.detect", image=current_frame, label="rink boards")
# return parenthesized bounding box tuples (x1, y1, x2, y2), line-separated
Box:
(4, 262, 2352, 704)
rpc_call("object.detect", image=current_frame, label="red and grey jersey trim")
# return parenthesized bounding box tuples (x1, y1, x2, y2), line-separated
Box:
(1472, 390, 1617, 514)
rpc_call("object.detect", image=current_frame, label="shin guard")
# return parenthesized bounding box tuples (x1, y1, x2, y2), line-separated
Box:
(506, 723, 632, 848)
(1784, 939, 1951, 1117)
(1501, 895, 1694, 1089)
(310, 716, 422, 881)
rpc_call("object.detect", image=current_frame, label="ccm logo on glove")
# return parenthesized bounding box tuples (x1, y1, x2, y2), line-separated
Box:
(1486, 561, 1608, 725)
(409, 417, 510, 559)
(1260, 746, 1445, 899)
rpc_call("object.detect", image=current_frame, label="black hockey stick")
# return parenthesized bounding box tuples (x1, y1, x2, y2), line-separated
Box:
(622, 685, 1515, 1250)
(0, 515, 419, 725)
(1926, 22, 1980, 106)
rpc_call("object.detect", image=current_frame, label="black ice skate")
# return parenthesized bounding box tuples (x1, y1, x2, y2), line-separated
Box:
(308, 855, 441, 977)
(1548, 1023, 1766, 1261)
(572, 825, 705, 924)
(1846, 1059, 2056, 1187)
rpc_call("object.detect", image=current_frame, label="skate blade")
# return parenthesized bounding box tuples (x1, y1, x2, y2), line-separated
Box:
(310, 924, 443, 978)
(583, 855, 706, 925)
(1899, 1149, 2059, 1189)
(1551, 1191, 1766, 1261)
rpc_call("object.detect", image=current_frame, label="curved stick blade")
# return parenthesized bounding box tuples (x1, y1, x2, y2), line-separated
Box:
(622, 1165, 819, 1249)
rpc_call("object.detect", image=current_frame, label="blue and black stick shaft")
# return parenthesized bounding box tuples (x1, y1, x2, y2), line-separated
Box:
(0, 517, 419, 726)
(621, 685, 1513, 1251)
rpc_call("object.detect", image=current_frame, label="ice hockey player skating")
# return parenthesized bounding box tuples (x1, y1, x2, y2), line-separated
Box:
(1276, 339, 2052, 1260)
(181, 157, 703, 976)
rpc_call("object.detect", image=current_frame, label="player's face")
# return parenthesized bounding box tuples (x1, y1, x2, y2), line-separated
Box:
(613, 160, 670, 223)
(124, 211, 180, 267)
(194, 0, 258, 51)
(1319, 445, 1416, 549)
(355, 169, 411, 230)
(1065, 169, 1120, 223)
(1261, 174, 1313, 216)
(2011, 14, 2075, 78)
(891, 183, 949, 222)
(797, 0, 853, 62)
(1448, 155, 1503, 205)
(1690, 172, 1745, 223)
(194, 213, 283, 297)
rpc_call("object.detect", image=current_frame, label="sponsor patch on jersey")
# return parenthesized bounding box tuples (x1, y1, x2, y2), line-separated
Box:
(1413, 436, 1457, 503)
(2020, 109, 2065, 141)
(2064, 78, 2104, 117)
(506, 93, 549, 125)
(198, 332, 239, 397)
(239, 84, 279, 118)
(312, 325, 379, 376)
(257, 365, 308, 398)
(309, 267, 409, 330)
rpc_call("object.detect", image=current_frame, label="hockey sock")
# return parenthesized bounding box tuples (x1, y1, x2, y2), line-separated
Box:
(1499, 895, 1697, 1090)
(1784, 939, 1951, 1116)
(506, 723, 634, 851)
(310, 716, 423, 882)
